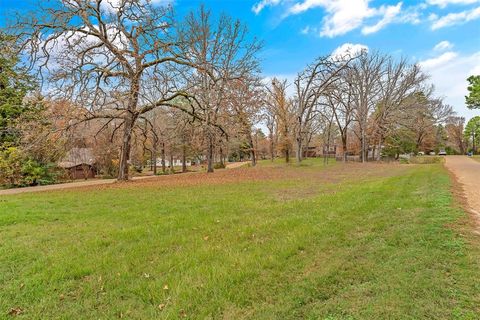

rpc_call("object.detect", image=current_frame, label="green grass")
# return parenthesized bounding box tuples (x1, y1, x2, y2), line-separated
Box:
(1, 160, 479, 319)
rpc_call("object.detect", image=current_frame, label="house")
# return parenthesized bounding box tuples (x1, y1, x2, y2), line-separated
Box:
(303, 146, 318, 157)
(58, 148, 96, 179)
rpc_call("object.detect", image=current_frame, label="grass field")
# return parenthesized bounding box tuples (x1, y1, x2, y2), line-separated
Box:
(1, 159, 479, 319)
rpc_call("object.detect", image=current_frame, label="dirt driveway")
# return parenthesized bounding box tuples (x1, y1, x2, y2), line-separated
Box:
(444, 156, 480, 216)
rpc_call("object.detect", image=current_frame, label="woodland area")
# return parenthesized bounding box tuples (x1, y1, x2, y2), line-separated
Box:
(0, 0, 479, 187)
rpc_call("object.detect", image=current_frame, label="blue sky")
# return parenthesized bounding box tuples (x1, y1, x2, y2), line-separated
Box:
(1, 0, 479, 119)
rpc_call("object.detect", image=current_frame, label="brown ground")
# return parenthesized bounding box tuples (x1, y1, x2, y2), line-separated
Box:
(444, 156, 480, 218)
(0, 161, 407, 196)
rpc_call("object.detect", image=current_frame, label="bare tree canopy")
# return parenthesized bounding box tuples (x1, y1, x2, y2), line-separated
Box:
(10, 0, 261, 179)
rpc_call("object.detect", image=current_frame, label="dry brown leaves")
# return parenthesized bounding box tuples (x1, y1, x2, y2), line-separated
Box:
(55, 162, 409, 195)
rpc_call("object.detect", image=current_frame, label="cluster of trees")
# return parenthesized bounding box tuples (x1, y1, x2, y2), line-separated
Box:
(263, 50, 471, 163)
(1, 0, 478, 186)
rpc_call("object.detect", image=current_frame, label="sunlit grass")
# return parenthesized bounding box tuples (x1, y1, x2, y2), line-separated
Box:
(1, 160, 479, 319)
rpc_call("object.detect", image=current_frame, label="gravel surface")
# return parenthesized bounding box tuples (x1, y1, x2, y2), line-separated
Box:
(445, 156, 480, 215)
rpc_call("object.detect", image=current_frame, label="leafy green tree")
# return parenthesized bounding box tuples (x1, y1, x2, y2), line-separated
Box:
(0, 32, 34, 144)
(466, 75, 480, 109)
(464, 116, 480, 154)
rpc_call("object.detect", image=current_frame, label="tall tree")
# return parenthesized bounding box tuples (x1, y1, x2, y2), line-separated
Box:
(293, 55, 352, 163)
(350, 51, 387, 162)
(0, 32, 34, 145)
(228, 78, 263, 166)
(177, 6, 261, 172)
(327, 68, 355, 162)
(445, 116, 466, 154)
(265, 78, 293, 163)
(13, 0, 200, 180)
(372, 58, 426, 160)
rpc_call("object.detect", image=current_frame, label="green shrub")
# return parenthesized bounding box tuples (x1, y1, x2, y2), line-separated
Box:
(402, 156, 445, 164)
(0, 146, 59, 187)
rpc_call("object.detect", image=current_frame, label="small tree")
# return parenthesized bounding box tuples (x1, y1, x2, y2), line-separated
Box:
(466, 75, 480, 109)
(464, 116, 480, 154)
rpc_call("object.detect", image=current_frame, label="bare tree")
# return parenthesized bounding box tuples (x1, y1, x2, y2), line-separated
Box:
(12, 1, 211, 180)
(177, 6, 261, 172)
(293, 55, 353, 163)
(350, 51, 387, 162)
(265, 78, 293, 163)
(446, 116, 466, 154)
(327, 69, 356, 162)
(372, 58, 427, 160)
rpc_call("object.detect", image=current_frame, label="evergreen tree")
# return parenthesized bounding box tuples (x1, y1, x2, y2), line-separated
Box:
(0, 32, 34, 145)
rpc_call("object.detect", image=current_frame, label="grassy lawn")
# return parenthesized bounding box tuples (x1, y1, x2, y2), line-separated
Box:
(1, 160, 479, 319)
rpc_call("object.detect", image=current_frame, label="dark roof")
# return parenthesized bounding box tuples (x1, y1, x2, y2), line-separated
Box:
(58, 148, 95, 169)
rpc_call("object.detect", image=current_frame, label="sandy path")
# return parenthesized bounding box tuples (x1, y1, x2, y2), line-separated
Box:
(444, 156, 480, 215)
(0, 175, 168, 196)
(225, 161, 249, 169)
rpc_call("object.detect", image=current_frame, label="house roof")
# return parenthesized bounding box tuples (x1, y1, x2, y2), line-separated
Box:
(58, 148, 95, 168)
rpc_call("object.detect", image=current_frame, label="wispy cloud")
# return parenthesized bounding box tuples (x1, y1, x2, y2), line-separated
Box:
(430, 6, 480, 29)
(419, 51, 458, 69)
(420, 47, 480, 116)
(426, 0, 480, 8)
(252, 0, 281, 15)
(433, 40, 454, 51)
(252, 0, 419, 37)
(361, 3, 402, 35)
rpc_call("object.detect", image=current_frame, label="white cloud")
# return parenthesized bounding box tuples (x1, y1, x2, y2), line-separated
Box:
(252, 0, 425, 37)
(331, 43, 369, 59)
(419, 51, 458, 69)
(362, 2, 403, 35)
(102, 0, 171, 12)
(434, 40, 454, 51)
(426, 0, 480, 8)
(420, 51, 480, 119)
(288, 0, 375, 37)
(285, 0, 405, 37)
(252, 0, 281, 14)
(431, 6, 480, 29)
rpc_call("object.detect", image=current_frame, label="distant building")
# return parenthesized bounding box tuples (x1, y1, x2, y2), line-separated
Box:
(148, 158, 192, 167)
(58, 148, 96, 179)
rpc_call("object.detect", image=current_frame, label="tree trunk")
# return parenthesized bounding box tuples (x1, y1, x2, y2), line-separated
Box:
(376, 135, 383, 161)
(219, 146, 224, 166)
(207, 135, 214, 173)
(270, 133, 275, 162)
(182, 144, 187, 173)
(296, 135, 302, 163)
(342, 134, 348, 162)
(248, 135, 256, 167)
(118, 78, 140, 181)
(161, 142, 166, 174)
(169, 153, 175, 174)
(361, 128, 366, 163)
(153, 140, 158, 175)
(118, 115, 134, 181)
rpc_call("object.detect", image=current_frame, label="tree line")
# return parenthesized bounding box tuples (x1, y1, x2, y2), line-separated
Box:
(0, 0, 478, 186)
